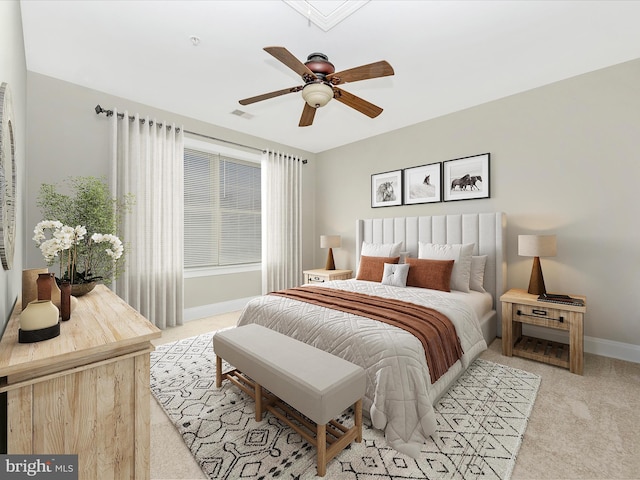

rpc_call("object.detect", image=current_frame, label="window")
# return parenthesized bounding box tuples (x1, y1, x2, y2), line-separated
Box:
(184, 139, 261, 271)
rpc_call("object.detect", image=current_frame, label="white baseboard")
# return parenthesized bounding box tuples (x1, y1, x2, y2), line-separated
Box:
(183, 296, 257, 322)
(584, 336, 640, 364)
(522, 324, 640, 364)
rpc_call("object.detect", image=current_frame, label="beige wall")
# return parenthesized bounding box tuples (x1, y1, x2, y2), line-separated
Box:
(25, 72, 317, 310)
(314, 59, 640, 352)
(0, 0, 26, 333)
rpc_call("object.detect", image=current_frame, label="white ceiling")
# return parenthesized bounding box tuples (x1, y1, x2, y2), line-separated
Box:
(20, 0, 640, 154)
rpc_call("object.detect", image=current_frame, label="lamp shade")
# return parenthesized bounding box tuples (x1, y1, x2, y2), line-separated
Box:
(320, 235, 341, 249)
(518, 235, 557, 257)
(518, 234, 557, 295)
(301, 83, 333, 108)
(320, 235, 340, 270)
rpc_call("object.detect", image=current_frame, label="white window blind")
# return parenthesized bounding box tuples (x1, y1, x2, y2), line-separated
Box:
(184, 147, 261, 268)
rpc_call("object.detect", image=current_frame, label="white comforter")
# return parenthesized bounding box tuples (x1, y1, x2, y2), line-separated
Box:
(237, 279, 487, 457)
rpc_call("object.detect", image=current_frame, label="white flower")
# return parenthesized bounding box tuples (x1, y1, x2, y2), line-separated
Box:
(33, 220, 87, 267)
(33, 220, 63, 245)
(39, 238, 62, 263)
(34, 220, 125, 282)
(33, 220, 70, 264)
(54, 225, 76, 251)
(91, 233, 124, 261)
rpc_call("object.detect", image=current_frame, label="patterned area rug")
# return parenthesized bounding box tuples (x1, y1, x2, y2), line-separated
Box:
(150, 331, 540, 480)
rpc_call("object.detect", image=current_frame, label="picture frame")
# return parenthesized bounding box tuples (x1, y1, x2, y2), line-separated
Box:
(403, 162, 442, 205)
(443, 153, 490, 202)
(371, 169, 402, 208)
(0, 82, 16, 270)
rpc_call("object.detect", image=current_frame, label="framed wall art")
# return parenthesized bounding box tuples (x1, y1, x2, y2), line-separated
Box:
(371, 169, 402, 208)
(443, 153, 490, 202)
(403, 162, 442, 205)
(0, 82, 16, 270)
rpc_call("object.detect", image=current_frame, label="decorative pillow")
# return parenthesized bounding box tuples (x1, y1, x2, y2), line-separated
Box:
(381, 263, 410, 287)
(361, 241, 403, 258)
(418, 242, 474, 292)
(405, 258, 455, 292)
(356, 255, 400, 282)
(470, 255, 488, 293)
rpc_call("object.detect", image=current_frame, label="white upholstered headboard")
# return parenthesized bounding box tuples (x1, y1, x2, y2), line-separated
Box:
(356, 212, 507, 333)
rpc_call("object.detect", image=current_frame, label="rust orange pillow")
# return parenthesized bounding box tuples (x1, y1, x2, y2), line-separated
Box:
(406, 258, 455, 292)
(356, 255, 400, 282)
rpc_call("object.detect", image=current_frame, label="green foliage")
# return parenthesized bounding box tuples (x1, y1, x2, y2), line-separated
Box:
(36, 176, 135, 284)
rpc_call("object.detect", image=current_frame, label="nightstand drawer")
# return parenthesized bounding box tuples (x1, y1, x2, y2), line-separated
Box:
(512, 303, 569, 331)
(303, 269, 353, 285)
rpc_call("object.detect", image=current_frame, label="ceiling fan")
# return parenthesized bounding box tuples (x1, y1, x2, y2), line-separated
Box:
(239, 46, 394, 127)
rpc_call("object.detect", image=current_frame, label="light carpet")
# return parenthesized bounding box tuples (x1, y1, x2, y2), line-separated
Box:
(150, 331, 540, 480)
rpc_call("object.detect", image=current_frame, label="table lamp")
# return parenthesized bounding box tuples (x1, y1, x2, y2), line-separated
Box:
(518, 234, 557, 295)
(320, 235, 341, 270)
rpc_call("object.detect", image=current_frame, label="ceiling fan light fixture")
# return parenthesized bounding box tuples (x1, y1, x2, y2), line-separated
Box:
(301, 82, 333, 108)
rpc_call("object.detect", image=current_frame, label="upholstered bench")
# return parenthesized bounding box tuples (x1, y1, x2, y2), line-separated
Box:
(213, 324, 365, 477)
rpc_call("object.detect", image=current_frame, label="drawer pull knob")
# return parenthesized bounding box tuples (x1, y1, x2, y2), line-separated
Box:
(516, 309, 564, 323)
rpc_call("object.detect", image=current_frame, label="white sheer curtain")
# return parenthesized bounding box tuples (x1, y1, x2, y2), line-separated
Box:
(261, 150, 303, 293)
(110, 110, 184, 328)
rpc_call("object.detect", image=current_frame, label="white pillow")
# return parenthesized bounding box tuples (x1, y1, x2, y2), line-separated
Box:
(361, 241, 403, 258)
(381, 263, 409, 287)
(470, 255, 487, 293)
(418, 242, 474, 292)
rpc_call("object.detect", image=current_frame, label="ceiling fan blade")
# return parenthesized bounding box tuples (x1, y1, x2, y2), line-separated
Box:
(239, 85, 303, 106)
(326, 60, 394, 85)
(333, 87, 383, 118)
(299, 103, 316, 127)
(264, 46, 318, 81)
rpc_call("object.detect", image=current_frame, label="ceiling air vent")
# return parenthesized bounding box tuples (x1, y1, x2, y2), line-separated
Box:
(231, 109, 254, 119)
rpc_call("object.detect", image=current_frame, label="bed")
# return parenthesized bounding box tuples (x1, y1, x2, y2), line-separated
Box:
(237, 212, 506, 457)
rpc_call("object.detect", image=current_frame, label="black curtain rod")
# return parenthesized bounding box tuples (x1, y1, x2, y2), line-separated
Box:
(94, 105, 307, 164)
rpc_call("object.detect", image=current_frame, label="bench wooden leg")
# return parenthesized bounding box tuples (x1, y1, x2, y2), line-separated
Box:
(355, 399, 363, 443)
(216, 355, 222, 387)
(317, 423, 327, 477)
(255, 383, 263, 421)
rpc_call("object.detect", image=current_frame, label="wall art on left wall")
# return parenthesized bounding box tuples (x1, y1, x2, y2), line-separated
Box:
(0, 82, 17, 270)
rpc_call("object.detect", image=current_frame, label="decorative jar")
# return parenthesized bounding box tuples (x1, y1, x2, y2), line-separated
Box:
(19, 300, 60, 343)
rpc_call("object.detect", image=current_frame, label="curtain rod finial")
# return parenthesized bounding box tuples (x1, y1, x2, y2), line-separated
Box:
(95, 104, 114, 117)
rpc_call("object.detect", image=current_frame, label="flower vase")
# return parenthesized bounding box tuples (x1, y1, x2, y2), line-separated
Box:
(19, 300, 60, 343)
(51, 278, 78, 317)
(37, 272, 54, 300)
(22, 268, 49, 310)
(60, 281, 71, 321)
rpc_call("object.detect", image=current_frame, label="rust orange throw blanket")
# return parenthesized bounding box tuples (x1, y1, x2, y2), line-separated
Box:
(269, 286, 463, 383)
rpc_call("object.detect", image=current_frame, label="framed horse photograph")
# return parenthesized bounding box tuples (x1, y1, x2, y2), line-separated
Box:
(371, 169, 402, 208)
(443, 153, 490, 202)
(403, 162, 442, 205)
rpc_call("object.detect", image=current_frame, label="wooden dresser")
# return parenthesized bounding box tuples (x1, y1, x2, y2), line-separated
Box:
(0, 285, 161, 479)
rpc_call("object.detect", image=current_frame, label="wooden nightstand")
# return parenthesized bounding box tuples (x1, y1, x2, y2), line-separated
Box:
(501, 288, 586, 375)
(303, 269, 352, 284)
